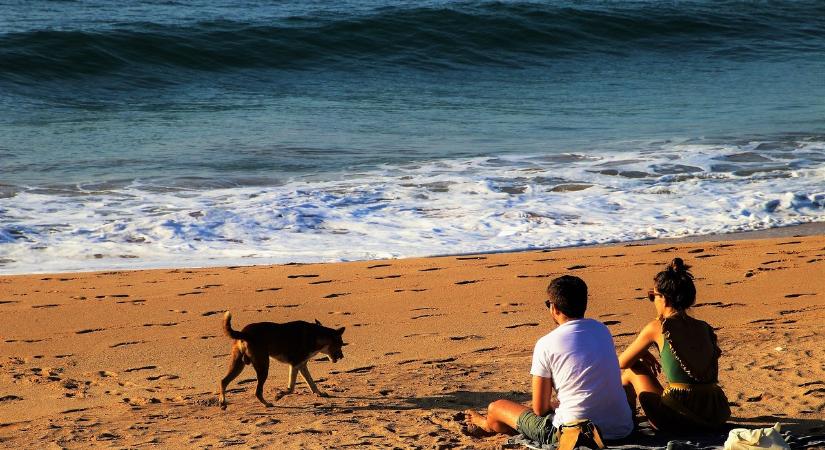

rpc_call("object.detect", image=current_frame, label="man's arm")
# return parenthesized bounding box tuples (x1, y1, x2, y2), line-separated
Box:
(531, 375, 554, 416)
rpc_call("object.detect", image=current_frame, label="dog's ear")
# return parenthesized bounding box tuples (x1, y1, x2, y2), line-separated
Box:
(336, 326, 345, 335)
(315, 319, 322, 326)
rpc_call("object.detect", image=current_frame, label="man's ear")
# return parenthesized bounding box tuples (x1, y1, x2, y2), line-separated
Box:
(336, 326, 345, 335)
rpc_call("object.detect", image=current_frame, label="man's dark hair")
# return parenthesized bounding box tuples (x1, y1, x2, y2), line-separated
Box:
(546, 275, 587, 318)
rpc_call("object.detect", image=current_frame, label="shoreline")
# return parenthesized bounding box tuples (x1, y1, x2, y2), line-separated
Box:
(2, 221, 824, 277)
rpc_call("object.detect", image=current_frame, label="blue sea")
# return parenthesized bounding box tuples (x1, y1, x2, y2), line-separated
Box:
(1, 0, 824, 274)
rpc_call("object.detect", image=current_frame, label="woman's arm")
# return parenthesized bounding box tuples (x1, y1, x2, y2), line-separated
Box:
(618, 320, 660, 370)
(531, 375, 555, 416)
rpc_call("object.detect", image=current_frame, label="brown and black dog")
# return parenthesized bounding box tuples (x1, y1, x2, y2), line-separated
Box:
(219, 312, 345, 409)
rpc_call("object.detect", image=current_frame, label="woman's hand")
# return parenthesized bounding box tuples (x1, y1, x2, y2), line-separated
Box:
(637, 348, 661, 375)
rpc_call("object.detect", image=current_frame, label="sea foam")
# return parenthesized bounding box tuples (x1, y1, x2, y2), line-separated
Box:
(1, 140, 824, 274)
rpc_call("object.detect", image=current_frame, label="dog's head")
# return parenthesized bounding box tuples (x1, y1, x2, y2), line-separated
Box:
(315, 319, 346, 363)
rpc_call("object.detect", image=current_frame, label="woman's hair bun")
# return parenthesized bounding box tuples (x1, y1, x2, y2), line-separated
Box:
(668, 257, 690, 273)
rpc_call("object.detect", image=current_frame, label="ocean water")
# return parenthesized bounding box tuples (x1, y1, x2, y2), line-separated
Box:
(1, 0, 824, 274)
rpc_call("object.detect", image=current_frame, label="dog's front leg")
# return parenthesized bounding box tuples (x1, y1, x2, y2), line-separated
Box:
(299, 364, 328, 398)
(274, 364, 298, 401)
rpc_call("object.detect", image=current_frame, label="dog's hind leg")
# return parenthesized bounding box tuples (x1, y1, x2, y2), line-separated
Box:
(298, 364, 329, 398)
(219, 345, 245, 409)
(251, 356, 273, 407)
(275, 364, 299, 401)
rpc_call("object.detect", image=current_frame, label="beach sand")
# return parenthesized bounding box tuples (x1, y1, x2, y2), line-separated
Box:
(1, 233, 824, 449)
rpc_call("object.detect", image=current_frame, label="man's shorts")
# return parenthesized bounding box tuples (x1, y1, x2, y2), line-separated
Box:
(516, 410, 558, 445)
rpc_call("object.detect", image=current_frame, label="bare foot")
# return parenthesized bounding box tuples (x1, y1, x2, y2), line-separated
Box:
(462, 409, 494, 437)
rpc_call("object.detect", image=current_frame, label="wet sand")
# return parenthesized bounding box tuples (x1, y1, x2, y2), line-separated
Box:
(1, 233, 824, 448)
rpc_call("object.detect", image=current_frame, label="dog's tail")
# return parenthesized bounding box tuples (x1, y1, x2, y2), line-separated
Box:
(223, 312, 246, 340)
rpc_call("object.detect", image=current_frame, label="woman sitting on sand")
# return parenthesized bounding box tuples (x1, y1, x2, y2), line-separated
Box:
(619, 258, 731, 431)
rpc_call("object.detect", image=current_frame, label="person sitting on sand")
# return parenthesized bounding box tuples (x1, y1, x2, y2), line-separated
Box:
(619, 258, 731, 431)
(463, 275, 634, 444)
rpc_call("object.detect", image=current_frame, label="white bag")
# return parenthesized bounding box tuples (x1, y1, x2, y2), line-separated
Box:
(724, 423, 790, 450)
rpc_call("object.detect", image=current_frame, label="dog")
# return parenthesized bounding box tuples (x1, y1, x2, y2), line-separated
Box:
(218, 312, 345, 409)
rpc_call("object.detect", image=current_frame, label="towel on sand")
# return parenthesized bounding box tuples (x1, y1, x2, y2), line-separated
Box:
(505, 421, 825, 450)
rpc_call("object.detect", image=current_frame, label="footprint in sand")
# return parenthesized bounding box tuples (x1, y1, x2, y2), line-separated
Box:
(473, 347, 499, 353)
(32, 304, 60, 308)
(762, 259, 785, 265)
(265, 304, 300, 308)
(456, 256, 487, 260)
(449, 335, 483, 341)
(110, 341, 144, 348)
(695, 254, 717, 259)
(142, 322, 178, 327)
(288, 274, 320, 279)
(600, 254, 626, 258)
(411, 313, 445, 319)
(323, 292, 350, 299)
(201, 310, 225, 317)
(687, 248, 705, 254)
(505, 323, 539, 329)
(124, 365, 157, 373)
(255, 287, 282, 292)
(146, 374, 180, 381)
(117, 299, 145, 304)
(345, 366, 375, 374)
(517, 274, 552, 278)
(0, 395, 22, 403)
(613, 332, 635, 338)
(404, 332, 438, 338)
(455, 280, 479, 285)
(419, 267, 444, 272)
(367, 264, 392, 269)
(76, 328, 105, 334)
(533, 258, 557, 262)
(653, 247, 678, 253)
(785, 293, 816, 298)
(566, 265, 587, 270)
(422, 357, 456, 364)
(177, 291, 204, 296)
(695, 302, 745, 308)
(195, 284, 223, 289)
(0, 300, 19, 305)
(375, 274, 401, 280)
(778, 241, 802, 245)
(328, 311, 352, 316)
(603, 320, 621, 326)
(309, 279, 334, 284)
(486, 263, 509, 268)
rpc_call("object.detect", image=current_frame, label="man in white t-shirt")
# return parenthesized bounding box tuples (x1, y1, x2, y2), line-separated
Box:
(463, 275, 633, 445)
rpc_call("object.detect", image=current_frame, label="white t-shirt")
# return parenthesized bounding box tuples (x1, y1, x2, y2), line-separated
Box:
(530, 318, 634, 440)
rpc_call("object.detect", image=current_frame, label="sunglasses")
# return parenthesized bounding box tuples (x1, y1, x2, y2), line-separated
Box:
(647, 290, 660, 302)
